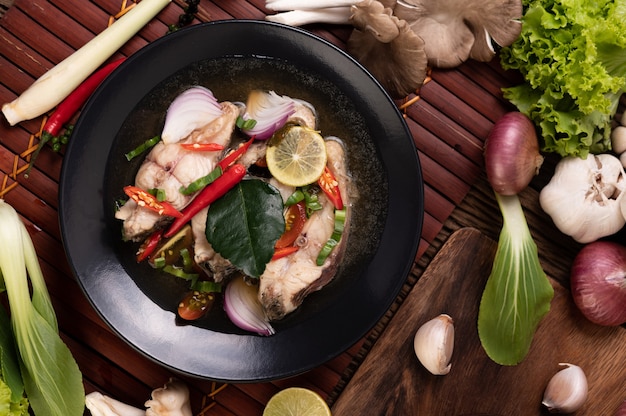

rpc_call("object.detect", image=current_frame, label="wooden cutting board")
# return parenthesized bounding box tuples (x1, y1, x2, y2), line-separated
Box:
(332, 228, 626, 416)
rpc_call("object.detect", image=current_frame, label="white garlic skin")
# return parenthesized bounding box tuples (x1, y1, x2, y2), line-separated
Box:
(539, 154, 626, 243)
(413, 314, 454, 375)
(542, 363, 588, 414)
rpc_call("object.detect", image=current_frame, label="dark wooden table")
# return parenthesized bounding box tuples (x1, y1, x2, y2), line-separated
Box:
(1, 1, 624, 415)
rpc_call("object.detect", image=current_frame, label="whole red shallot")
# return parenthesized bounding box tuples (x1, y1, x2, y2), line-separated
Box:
(570, 241, 626, 326)
(484, 112, 544, 195)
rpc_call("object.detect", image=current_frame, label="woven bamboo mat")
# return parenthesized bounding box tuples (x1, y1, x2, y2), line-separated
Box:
(0, 0, 524, 414)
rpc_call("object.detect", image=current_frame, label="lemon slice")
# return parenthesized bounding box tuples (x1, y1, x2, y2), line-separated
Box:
(266, 125, 327, 187)
(263, 387, 332, 416)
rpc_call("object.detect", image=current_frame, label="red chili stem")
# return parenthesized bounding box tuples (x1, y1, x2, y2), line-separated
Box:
(164, 164, 247, 238)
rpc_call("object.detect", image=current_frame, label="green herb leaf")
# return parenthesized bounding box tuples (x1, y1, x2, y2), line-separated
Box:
(206, 180, 285, 278)
(478, 194, 554, 365)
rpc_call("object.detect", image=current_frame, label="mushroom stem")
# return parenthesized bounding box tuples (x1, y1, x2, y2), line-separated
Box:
(265, 7, 353, 26)
(266, 0, 359, 11)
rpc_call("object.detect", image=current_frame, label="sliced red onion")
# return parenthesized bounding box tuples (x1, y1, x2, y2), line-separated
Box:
(224, 275, 275, 336)
(161, 86, 223, 144)
(240, 90, 296, 140)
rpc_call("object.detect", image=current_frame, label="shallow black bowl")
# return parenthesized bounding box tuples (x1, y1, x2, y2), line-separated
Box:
(59, 20, 423, 382)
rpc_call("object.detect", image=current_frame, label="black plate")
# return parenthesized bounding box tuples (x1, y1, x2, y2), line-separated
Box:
(59, 20, 423, 382)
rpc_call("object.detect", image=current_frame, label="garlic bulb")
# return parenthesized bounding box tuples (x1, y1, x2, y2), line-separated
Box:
(413, 314, 454, 375)
(539, 154, 626, 243)
(542, 363, 588, 413)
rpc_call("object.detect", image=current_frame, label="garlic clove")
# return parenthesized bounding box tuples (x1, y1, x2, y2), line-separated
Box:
(413, 313, 454, 375)
(542, 363, 588, 414)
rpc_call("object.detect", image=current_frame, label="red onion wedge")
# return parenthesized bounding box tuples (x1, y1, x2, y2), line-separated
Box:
(240, 90, 296, 140)
(484, 112, 544, 195)
(224, 275, 275, 336)
(570, 241, 626, 326)
(161, 86, 223, 144)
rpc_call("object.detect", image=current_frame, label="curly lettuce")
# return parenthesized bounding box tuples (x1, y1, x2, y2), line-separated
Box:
(500, 0, 626, 157)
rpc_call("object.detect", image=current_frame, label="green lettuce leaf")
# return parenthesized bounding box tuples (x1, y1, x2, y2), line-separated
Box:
(205, 179, 285, 278)
(500, 0, 626, 157)
(0, 379, 29, 416)
(0, 304, 24, 405)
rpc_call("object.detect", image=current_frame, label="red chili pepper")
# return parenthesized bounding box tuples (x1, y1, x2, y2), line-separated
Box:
(44, 58, 126, 138)
(180, 143, 225, 152)
(28, 58, 126, 173)
(271, 246, 299, 261)
(164, 164, 247, 239)
(124, 186, 183, 218)
(318, 165, 343, 210)
(218, 138, 254, 170)
(136, 230, 163, 262)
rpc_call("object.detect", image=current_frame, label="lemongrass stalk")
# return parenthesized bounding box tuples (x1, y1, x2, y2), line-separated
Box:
(266, 0, 358, 11)
(265, 7, 352, 26)
(1, 0, 171, 126)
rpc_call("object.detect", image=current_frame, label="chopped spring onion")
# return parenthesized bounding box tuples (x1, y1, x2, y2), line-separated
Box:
(179, 166, 223, 195)
(192, 280, 222, 293)
(316, 208, 346, 266)
(163, 264, 199, 281)
(125, 135, 161, 161)
(303, 186, 323, 215)
(148, 188, 167, 202)
(236, 116, 257, 130)
(0, 200, 84, 415)
(2, 0, 171, 126)
(285, 189, 305, 206)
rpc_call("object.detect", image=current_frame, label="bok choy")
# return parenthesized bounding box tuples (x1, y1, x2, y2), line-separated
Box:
(0, 200, 84, 415)
(477, 193, 554, 365)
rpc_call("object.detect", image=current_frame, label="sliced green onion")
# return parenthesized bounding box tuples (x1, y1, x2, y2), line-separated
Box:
(152, 256, 166, 269)
(125, 135, 160, 161)
(148, 188, 167, 202)
(303, 186, 323, 216)
(192, 280, 223, 293)
(180, 248, 194, 272)
(163, 264, 198, 281)
(236, 115, 257, 130)
(179, 166, 222, 195)
(285, 189, 305, 206)
(316, 208, 346, 266)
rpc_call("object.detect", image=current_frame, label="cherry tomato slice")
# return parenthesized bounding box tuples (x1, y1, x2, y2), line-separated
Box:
(275, 201, 307, 249)
(177, 291, 215, 321)
(124, 185, 183, 218)
(180, 143, 224, 152)
(318, 166, 343, 210)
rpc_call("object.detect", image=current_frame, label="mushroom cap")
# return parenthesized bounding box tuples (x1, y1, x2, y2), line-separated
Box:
(394, 0, 522, 68)
(348, 0, 428, 98)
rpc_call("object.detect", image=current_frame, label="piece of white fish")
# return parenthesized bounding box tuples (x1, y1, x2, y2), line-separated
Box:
(116, 99, 240, 241)
(258, 139, 350, 321)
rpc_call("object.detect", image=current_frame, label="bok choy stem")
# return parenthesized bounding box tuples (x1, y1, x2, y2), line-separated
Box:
(477, 193, 554, 365)
(0, 200, 84, 415)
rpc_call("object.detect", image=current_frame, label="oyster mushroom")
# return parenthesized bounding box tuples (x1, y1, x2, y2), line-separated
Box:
(347, 0, 428, 97)
(393, 0, 523, 68)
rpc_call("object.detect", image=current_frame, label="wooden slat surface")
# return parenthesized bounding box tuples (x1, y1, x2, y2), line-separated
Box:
(0, 0, 524, 414)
